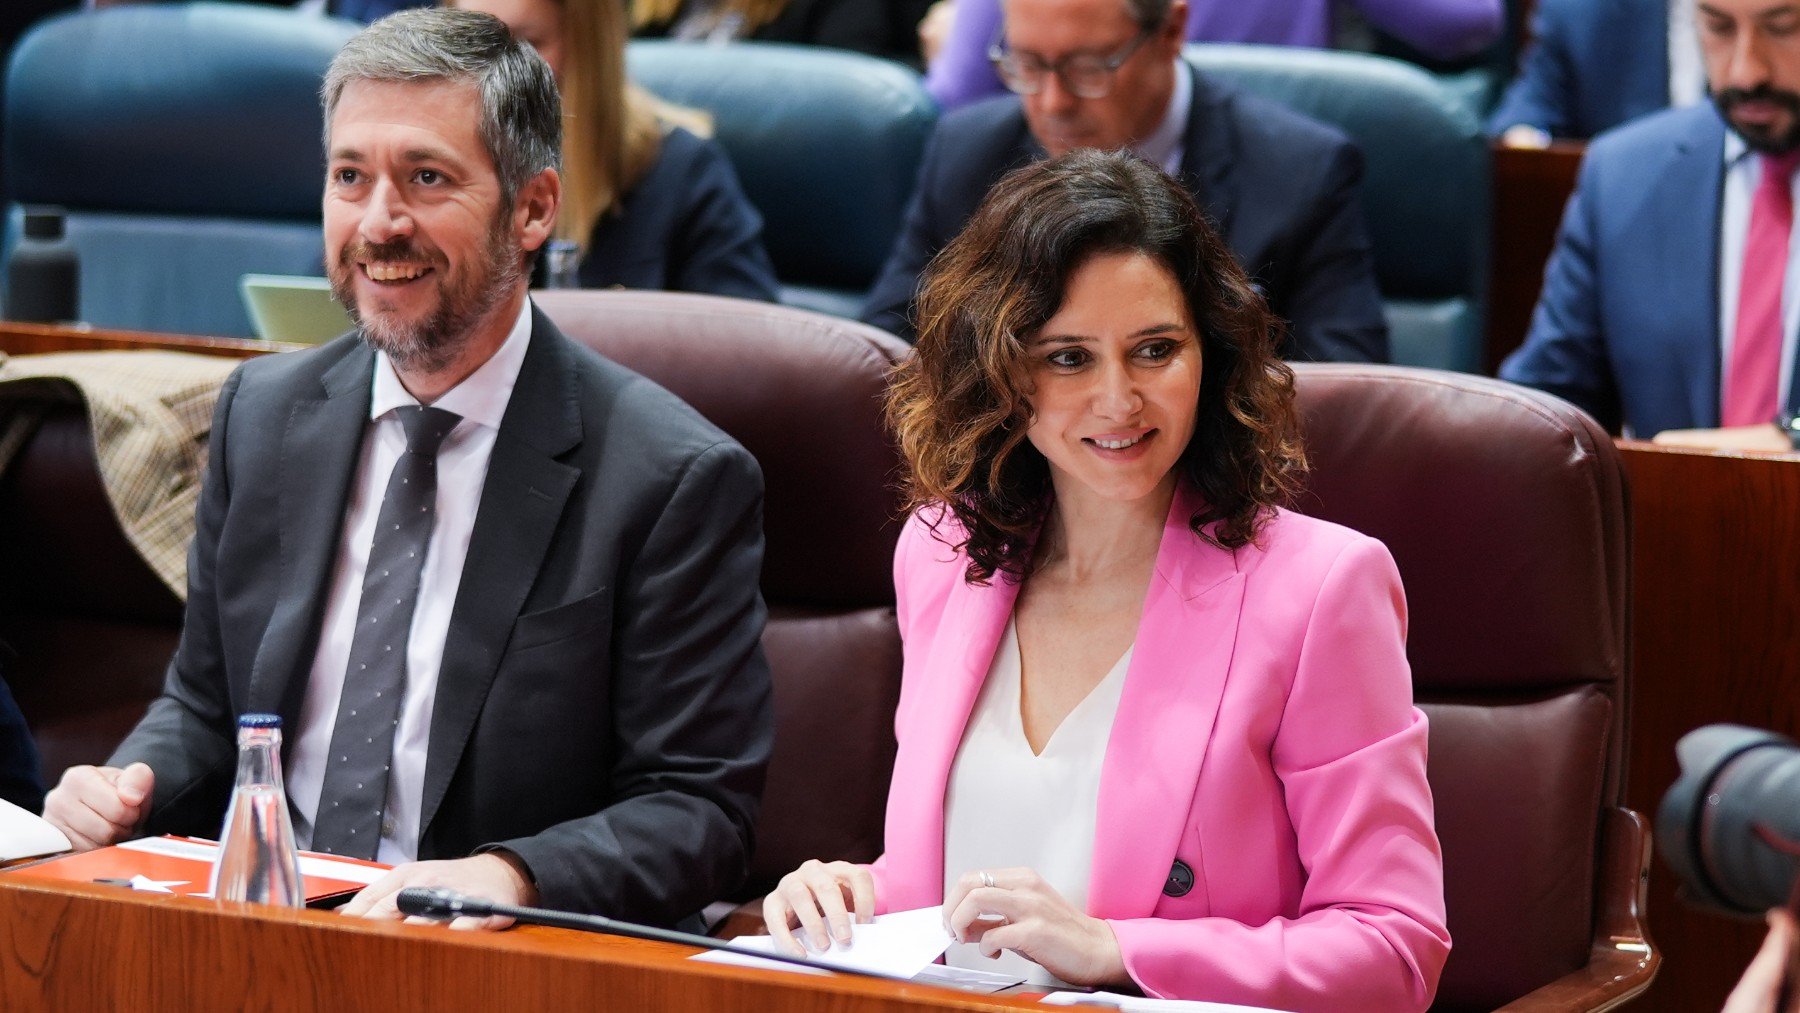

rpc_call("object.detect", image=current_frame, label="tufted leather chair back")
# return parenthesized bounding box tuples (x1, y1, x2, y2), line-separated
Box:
(534, 290, 910, 896)
(1291, 363, 1633, 1011)
(0, 404, 183, 776)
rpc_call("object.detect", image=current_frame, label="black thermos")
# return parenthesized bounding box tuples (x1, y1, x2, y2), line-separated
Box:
(5, 207, 78, 323)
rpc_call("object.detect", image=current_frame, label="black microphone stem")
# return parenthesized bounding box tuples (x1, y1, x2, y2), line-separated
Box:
(405, 891, 912, 984)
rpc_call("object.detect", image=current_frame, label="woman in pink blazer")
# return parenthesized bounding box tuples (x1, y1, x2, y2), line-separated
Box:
(765, 150, 1449, 1011)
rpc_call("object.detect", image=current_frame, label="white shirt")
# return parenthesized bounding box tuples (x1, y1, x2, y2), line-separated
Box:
(1133, 62, 1192, 177)
(941, 616, 1133, 985)
(1716, 134, 1800, 415)
(288, 297, 533, 864)
(1667, 0, 1706, 110)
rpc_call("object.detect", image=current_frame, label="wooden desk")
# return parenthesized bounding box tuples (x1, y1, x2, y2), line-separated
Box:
(1619, 441, 1800, 1013)
(1486, 142, 1584, 374)
(0, 320, 283, 359)
(0, 875, 1037, 1010)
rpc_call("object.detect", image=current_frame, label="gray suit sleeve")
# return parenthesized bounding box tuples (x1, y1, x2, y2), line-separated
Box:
(492, 440, 774, 921)
(110, 366, 244, 829)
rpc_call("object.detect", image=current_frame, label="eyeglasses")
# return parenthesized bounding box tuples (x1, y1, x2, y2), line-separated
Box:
(987, 26, 1156, 100)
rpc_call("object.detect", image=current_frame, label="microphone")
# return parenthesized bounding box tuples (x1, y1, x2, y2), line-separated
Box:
(393, 888, 906, 981)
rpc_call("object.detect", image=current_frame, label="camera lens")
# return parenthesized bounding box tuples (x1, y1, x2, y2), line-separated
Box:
(1658, 725, 1800, 916)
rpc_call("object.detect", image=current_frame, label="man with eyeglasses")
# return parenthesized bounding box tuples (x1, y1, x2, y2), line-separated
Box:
(861, 0, 1388, 365)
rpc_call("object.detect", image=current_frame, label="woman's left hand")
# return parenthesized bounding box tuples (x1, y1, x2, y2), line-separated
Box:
(942, 866, 1128, 987)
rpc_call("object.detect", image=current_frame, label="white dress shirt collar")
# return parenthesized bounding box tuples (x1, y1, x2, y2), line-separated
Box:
(369, 295, 534, 431)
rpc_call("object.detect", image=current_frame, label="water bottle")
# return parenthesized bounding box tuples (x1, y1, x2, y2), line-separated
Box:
(210, 713, 304, 907)
(4, 206, 78, 323)
(542, 239, 581, 289)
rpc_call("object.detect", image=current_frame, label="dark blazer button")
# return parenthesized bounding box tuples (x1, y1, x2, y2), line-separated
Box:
(1163, 859, 1194, 897)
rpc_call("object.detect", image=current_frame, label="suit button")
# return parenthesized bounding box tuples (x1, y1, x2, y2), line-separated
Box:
(1163, 859, 1194, 897)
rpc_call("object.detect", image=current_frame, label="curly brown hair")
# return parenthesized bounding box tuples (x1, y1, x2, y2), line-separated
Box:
(886, 149, 1307, 585)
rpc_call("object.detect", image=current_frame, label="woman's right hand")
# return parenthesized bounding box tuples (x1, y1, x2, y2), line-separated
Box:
(762, 859, 876, 957)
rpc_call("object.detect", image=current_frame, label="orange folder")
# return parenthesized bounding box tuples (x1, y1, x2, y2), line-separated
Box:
(6, 834, 390, 905)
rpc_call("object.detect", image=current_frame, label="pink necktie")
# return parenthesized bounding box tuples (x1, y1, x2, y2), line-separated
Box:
(1724, 150, 1800, 426)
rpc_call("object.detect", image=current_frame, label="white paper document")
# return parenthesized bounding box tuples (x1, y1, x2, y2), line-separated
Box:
(1041, 991, 1291, 1012)
(0, 797, 70, 861)
(691, 905, 953, 980)
(114, 835, 388, 886)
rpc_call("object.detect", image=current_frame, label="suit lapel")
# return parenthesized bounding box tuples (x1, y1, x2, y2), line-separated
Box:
(1088, 486, 1244, 918)
(248, 346, 373, 720)
(1653, 112, 1727, 427)
(889, 563, 1021, 906)
(418, 308, 582, 839)
(1175, 64, 1237, 239)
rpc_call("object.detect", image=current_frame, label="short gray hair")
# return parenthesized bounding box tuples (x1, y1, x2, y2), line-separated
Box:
(323, 8, 562, 209)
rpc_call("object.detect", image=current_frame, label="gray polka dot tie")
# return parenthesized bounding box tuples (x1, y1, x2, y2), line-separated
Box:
(310, 405, 460, 859)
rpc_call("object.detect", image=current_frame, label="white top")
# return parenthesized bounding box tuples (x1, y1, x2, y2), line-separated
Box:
(288, 297, 533, 864)
(1717, 134, 1800, 418)
(941, 616, 1133, 984)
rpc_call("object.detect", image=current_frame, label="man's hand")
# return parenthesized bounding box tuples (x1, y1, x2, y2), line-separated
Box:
(339, 852, 538, 931)
(1651, 424, 1795, 453)
(41, 763, 154, 851)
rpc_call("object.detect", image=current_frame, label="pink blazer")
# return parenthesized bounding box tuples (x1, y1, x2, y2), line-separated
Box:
(867, 487, 1450, 1011)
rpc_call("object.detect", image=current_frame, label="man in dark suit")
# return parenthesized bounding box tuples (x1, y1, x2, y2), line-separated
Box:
(862, 0, 1389, 363)
(1501, 0, 1800, 452)
(1486, 0, 1675, 143)
(40, 8, 773, 928)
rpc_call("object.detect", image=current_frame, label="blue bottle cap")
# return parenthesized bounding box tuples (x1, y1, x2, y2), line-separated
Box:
(238, 713, 282, 729)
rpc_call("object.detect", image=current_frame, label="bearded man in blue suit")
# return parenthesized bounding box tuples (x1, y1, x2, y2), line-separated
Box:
(1502, 0, 1800, 452)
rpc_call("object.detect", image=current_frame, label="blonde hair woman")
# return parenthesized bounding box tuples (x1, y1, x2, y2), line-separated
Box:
(450, 0, 779, 298)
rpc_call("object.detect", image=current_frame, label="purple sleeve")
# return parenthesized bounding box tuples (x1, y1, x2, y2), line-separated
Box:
(924, 0, 1005, 111)
(1351, 0, 1504, 60)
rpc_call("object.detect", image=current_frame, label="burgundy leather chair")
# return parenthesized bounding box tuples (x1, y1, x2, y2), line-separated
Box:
(1291, 363, 1653, 1012)
(0, 402, 183, 778)
(532, 290, 911, 899)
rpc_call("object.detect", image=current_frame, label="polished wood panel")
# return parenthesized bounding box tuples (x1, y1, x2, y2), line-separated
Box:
(1620, 441, 1800, 1013)
(1486, 142, 1584, 375)
(0, 876, 1040, 1011)
(0, 321, 284, 358)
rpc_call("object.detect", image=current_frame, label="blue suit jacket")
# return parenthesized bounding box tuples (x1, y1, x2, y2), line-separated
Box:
(1487, 0, 1669, 140)
(1501, 105, 1727, 435)
(861, 65, 1390, 363)
(577, 128, 779, 302)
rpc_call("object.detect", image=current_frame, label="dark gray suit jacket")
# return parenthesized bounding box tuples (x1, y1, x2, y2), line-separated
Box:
(112, 305, 774, 925)
(861, 65, 1389, 364)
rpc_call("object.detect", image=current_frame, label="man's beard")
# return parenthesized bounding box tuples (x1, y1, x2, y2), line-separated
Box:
(1714, 84, 1800, 154)
(329, 212, 522, 375)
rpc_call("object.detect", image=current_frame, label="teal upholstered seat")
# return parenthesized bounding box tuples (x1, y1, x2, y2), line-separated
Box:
(627, 41, 937, 319)
(3, 4, 355, 337)
(1188, 44, 1490, 372)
